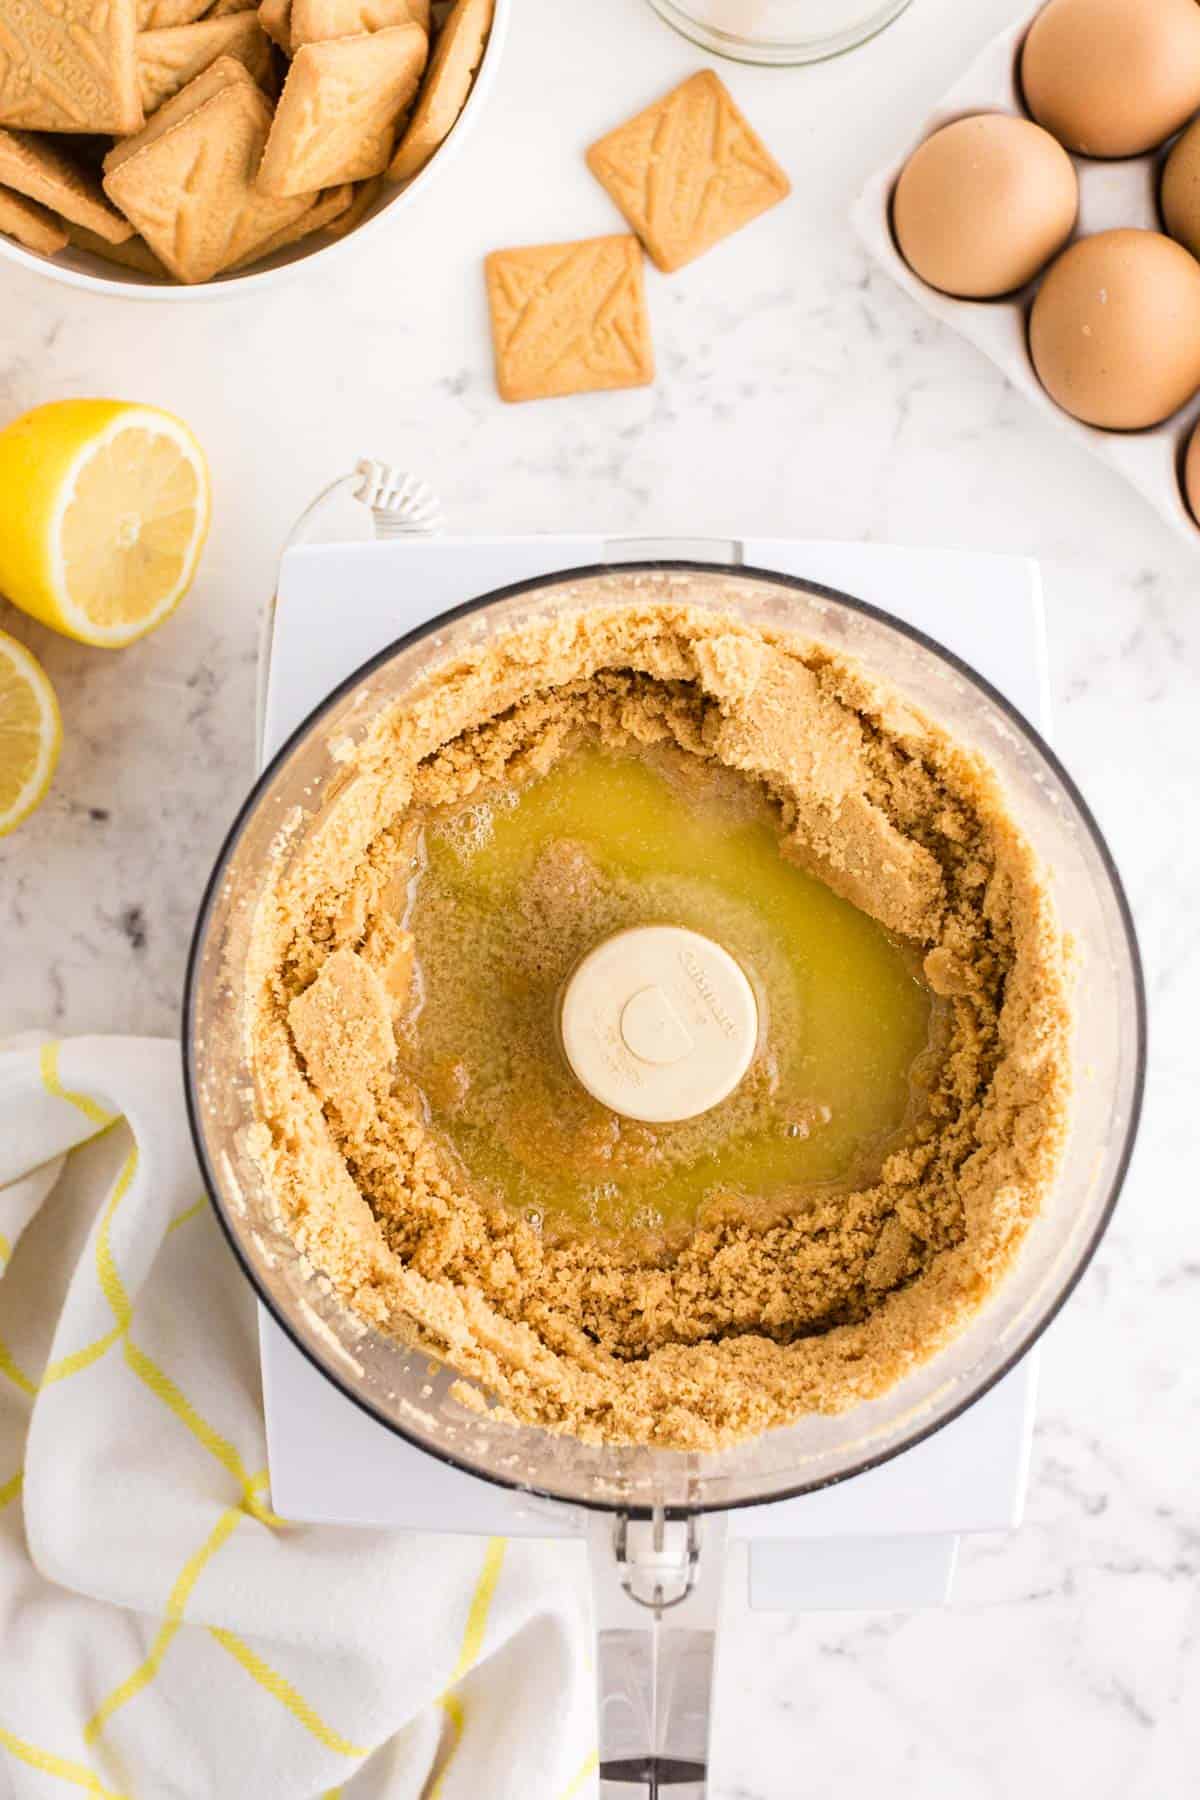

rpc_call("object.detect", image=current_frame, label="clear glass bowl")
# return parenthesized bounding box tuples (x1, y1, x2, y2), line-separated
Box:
(644, 0, 915, 65)
(183, 562, 1144, 1517)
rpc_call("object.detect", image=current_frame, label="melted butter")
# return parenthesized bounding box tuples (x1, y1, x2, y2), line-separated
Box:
(399, 747, 939, 1241)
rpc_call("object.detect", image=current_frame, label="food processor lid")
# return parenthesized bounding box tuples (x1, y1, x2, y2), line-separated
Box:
(559, 925, 759, 1123)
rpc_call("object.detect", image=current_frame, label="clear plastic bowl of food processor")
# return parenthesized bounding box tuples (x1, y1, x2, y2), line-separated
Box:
(183, 563, 1144, 1518)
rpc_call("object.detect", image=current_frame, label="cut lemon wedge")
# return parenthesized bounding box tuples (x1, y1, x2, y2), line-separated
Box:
(0, 400, 210, 648)
(0, 628, 61, 836)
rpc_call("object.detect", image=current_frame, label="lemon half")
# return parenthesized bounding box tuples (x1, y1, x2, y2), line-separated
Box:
(0, 628, 61, 836)
(0, 400, 211, 648)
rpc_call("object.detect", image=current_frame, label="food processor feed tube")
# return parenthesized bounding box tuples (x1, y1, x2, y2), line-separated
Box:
(185, 562, 1143, 1800)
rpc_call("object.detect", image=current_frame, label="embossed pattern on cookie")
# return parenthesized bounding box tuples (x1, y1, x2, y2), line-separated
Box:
(485, 234, 654, 403)
(104, 54, 256, 173)
(136, 12, 272, 114)
(103, 78, 310, 280)
(586, 70, 791, 275)
(0, 0, 142, 135)
(257, 22, 427, 198)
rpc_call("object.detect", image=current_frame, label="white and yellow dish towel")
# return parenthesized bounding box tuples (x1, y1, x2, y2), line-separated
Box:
(0, 1034, 597, 1800)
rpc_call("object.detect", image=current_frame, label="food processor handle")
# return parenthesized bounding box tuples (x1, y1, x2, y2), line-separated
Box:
(586, 1509, 729, 1799)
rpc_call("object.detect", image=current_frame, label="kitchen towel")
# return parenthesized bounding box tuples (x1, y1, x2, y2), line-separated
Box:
(0, 1034, 597, 1800)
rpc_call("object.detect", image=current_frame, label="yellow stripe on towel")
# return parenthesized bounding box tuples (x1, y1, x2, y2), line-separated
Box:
(123, 1334, 283, 1527)
(84, 1502, 244, 1745)
(38, 1041, 117, 1132)
(209, 1628, 368, 1758)
(42, 1323, 124, 1387)
(0, 1469, 23, 1511)
(429, 1536, 507, 1798)
(0, 1723, 129, 1797)
(558, 1746, 600, 1800)
(449, 1536, 506, 1683)
(165, 1197, 207, 1236)
(0, 1333, 36, 1399)
(77, 1147, 280, 1529)
(95, 1146, 137, 1331)
(38, 1147, 138, 1389)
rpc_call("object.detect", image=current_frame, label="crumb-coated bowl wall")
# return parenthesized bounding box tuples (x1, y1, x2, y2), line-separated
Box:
(853, 2, 1200, 539)
(0, 0, 510, 303)
(183, 562, 1145, 1515)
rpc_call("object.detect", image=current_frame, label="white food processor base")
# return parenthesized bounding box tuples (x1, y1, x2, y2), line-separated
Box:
(257, 500, 1050, 1795)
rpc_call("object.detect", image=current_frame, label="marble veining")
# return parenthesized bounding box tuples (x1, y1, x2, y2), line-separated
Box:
(1, 0, 1197, 1794)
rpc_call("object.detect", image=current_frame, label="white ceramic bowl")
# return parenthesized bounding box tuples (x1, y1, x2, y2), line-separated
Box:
(0, 0, 510, 303)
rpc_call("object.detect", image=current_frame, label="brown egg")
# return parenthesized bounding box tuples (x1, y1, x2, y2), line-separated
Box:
(1021, 0, 1200, 158)
(1161, 114, 1200, 255)
(1029, 229, 1200, 428)
(1183, 417, 1200, 522)
(892, 114, 1078, 298)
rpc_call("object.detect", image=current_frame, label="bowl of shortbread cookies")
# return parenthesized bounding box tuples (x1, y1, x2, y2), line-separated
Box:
(0, 0, 505, 295)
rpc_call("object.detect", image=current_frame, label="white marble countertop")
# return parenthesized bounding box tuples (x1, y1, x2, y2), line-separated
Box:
(1, 0, 1197, 1794)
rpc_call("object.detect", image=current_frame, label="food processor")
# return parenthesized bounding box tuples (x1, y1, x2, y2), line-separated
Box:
(184, 496, 1144, 1798)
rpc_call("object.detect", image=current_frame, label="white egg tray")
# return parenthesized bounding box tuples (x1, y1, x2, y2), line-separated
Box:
(852, 4, 1200, 544)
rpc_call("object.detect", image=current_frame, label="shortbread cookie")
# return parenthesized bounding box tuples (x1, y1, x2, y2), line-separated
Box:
(388, 0, 490, 181)
(258, 22, 426, 197)
(0, 183, 68, 253)
(104, 78, 310, 280)
(137, 13, 272, 114)
(138, 0, 212, 28)
(485, 234, 654, 403)
(0, 128, 133, 241)
(291, 0, 426, 48)
(0, 0, 142, 134)
(104, 55, 255, 172)
(586, 71, 790, 275)
(68, 220, 169, 275)
(229, 179, 351, 266)
(321, 171, 381, 237)
(258, 0, 293, 52)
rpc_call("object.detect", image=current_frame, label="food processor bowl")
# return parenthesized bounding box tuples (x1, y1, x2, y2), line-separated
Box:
(185, 561, 1143, 1514)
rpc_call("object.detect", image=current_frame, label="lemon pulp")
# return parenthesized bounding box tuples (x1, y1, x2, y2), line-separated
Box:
(0, 400, 210, 647)
(400, 746, 940, 1241)
(0, 629, 61, 836)
(59, 426, 204, 630)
